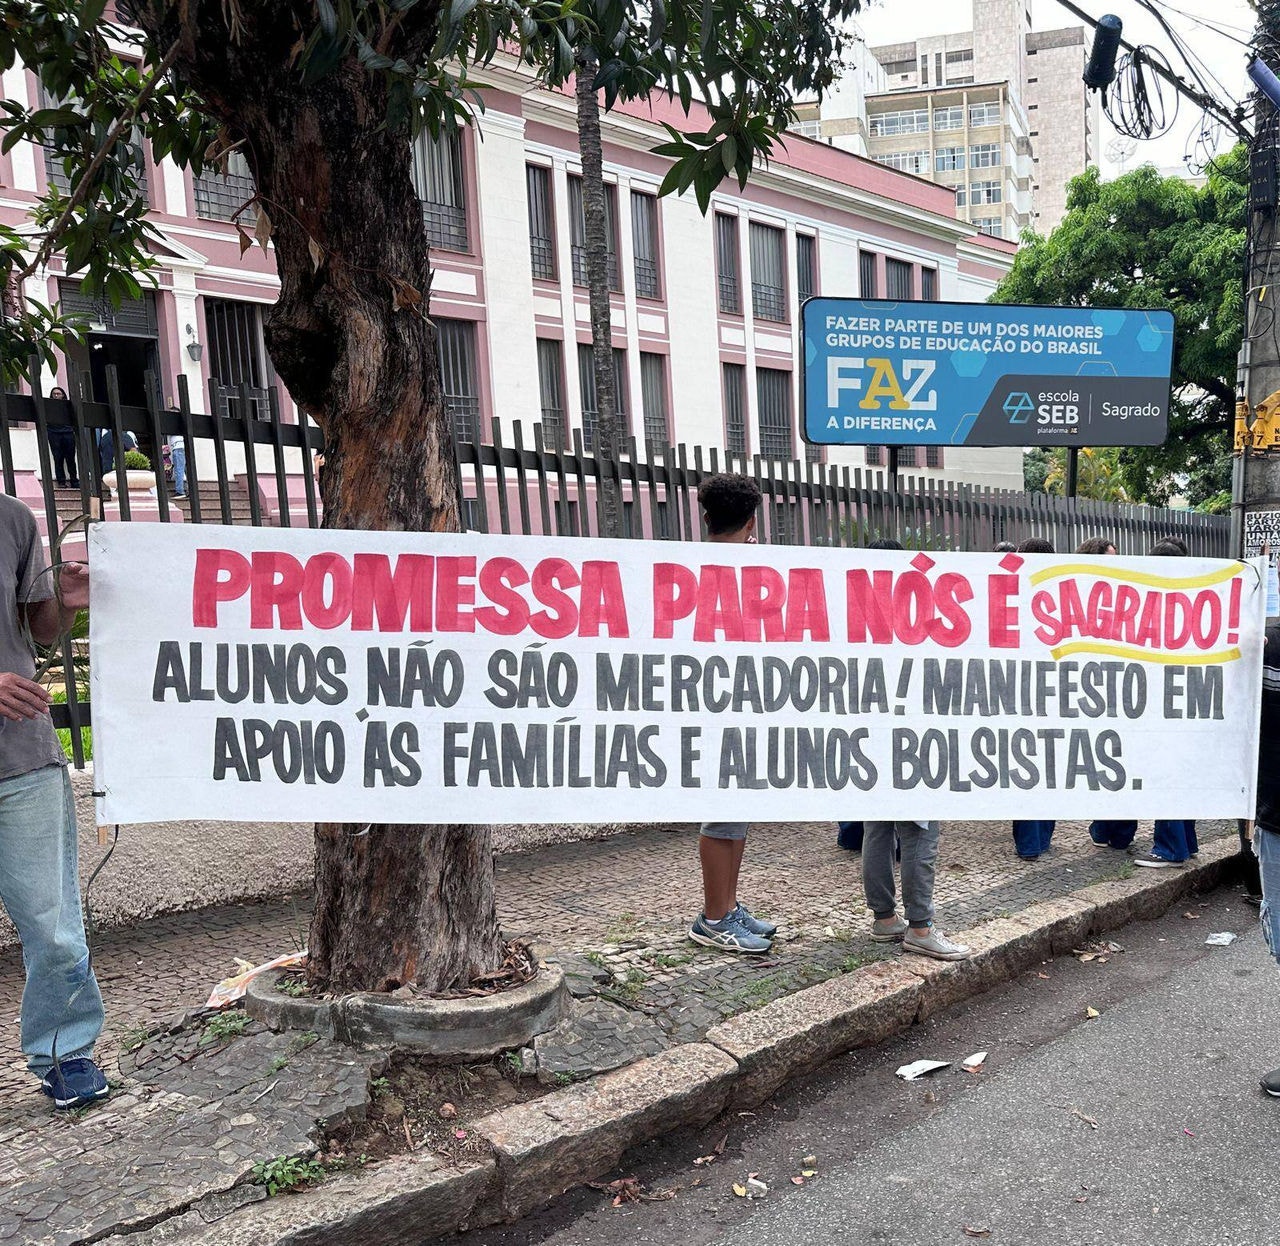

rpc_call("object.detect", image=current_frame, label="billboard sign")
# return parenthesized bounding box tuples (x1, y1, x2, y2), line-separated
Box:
(802, 299, 1174, 448)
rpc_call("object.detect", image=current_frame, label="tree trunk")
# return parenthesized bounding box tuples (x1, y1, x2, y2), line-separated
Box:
(575, 56, 623, 539)
(143, 3, 503, 995)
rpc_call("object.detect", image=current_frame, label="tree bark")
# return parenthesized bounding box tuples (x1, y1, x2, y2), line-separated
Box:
(141, 2, 503, 994)
(575, 55, 623, 539)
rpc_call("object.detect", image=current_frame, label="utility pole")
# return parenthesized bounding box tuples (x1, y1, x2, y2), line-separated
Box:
(1238, 3, 1280, 561)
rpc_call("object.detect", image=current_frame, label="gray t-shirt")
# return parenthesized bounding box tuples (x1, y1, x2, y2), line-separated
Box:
(0, 495, 66, 780)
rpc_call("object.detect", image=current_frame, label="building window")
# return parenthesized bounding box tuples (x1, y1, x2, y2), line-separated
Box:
(716, 213, 741, 314)
(869, 108, 930, 136)
(975, 217, 1004, 237)
(934, 146, 965, 172)
(934, 105, 965, 131)
(791, 118, 822, 139)
(796, 233, 816, 307)
(970, 143, 1001, 168)
(898, 446, 919, 467)
(886, 258, 913, 301)
(875, 150, 931, 175)
(970, 179, 1002, 205)
(536, 339, 566, 450)
(526, 164, 556, 281)
(805, 440, 824, 466)
(922, 268, 938, 301)
(749, 222, 787, 322)
(206, 298, 270, 419)
(578, 345, 629, 452)
(955, 186, 968, 207)
(859, 250, 878, 298)
(925, 445, 945, 468)
(631, 190, 661, 299)
(411, 129, 468, 252)
(568, 176, 621, 292)
(969, 103, 1002, 128)
(194, 150, 256, 223)
(640, 352, 670, 455)
(880, 58, 915, 78)
(865, 445, 884, 467)
(436, 318, 481, 444)
(756, 368, 793, 459)
(723, 362, 747, 456)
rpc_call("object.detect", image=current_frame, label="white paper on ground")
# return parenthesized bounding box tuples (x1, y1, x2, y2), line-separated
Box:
(961, 1051, 988, 1070)
(895, 1059, 951, 1081)
(1204, 931, 1239, 946)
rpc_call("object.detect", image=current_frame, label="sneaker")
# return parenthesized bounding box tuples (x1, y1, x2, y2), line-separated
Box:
(689, 911, 772, 954)
(1133, 854, 1186, 869)
(870, 915, 909, 943)
(1261, 1068, 1280, 1098)
(1017, 853, 1041, 862)
(733, 903, 777, 939)
(903, 928, 972, 961)
(40, 1058, 109, 1110)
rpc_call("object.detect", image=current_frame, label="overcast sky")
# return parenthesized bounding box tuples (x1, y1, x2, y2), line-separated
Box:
(855, 0, 1257, 177)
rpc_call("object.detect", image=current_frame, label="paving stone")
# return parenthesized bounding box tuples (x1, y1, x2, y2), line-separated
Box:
(534, 997, 668, 1083)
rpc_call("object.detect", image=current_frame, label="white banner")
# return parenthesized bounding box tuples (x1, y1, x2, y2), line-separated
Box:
(88, 523, 1266, 825)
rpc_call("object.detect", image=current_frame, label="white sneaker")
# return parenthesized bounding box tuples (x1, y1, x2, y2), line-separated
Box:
(870, 915, 909, 943)
(903, 928, 972, 961)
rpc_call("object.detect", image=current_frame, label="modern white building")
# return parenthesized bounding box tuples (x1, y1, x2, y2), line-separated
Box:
(1, 45, 1026, 502)
(799, 0, 1099, 240)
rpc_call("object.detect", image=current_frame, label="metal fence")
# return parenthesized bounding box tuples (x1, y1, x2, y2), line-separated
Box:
(0, 367, 1231, 765)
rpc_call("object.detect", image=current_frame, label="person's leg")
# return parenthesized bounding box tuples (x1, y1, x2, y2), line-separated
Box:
(51, 435, 69, 487)
(898, 821, 938, 931)
(837, 821, 864, 851)
(1012, 820, 1047, 859)
(699, 824, 747, 921)
(67, 437, 78, 487)
(173, 447, 186, 496)
(862, 820, 899, 920)
(1187, 821, 1199, 856)
(1151, 820, 1191, 863)
(1090, 820, 1136, 849)
(1040, 821, 1056, 854)
(0, 767, 104, 1076)
(1255, 827, 1280, 1095)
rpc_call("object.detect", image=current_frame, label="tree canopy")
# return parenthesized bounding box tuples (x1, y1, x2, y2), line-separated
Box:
(992, 151, 1246, 506)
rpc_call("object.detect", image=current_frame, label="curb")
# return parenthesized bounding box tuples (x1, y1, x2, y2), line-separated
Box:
(139, 840, 1243, 1245)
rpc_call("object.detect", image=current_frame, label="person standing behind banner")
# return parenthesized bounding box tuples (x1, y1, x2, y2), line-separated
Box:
(1253, 618, 1280, 1097)
(45, 388, 78, 490)
(687, 474, 777, 955)
(1091, 539, 1199, 864)
(836, 537, 906, 855)
(1077, 535, 1117, 556)
(862, 819, 971, 960)
(1011, 536, 1057, 861)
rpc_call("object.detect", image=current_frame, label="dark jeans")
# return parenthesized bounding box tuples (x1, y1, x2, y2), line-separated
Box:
(837, 821, 864, 851)
(1013, 820, 1054, 858)
(1090, 820, 1197, 861)
(48, 427, 77, 486)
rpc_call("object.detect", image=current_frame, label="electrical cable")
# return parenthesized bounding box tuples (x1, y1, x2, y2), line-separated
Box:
(1106, 43, 1179, 138)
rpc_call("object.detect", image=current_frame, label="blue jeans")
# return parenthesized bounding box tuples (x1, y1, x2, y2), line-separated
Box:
(0, 766, 103, 1074)
(1256, 827, 1280, 964)
(1013, 820, 1054, 858)
(1089, 820, 1137, 849)
(171, 443, 187, 496)
(1152, 819, 1197, 863)
(837, 821, 864, 850)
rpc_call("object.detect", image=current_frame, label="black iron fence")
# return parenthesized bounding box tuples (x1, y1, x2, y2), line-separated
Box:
(0, 367, 1231, 767)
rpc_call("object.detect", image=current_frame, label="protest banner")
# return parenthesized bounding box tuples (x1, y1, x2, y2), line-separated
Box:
(802, 299, 1174, 448)
(89, 524, 1265, 826)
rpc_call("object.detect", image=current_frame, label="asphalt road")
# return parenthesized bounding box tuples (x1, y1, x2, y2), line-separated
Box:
(447, 884, 1280, 1246)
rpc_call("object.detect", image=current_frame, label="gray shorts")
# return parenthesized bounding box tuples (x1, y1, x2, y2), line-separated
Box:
(700, 822, 749, 841)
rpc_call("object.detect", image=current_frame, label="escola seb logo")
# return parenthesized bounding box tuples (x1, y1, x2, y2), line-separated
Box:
(1003, 392, 1036, 424)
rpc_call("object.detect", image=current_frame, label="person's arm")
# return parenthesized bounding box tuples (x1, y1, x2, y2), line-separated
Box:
(20, 562, 89, 646)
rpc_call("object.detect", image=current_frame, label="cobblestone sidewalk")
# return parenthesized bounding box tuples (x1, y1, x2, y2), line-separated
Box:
(0, 816, 1235, 1244)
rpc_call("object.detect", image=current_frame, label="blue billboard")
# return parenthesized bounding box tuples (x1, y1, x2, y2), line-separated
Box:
(801, 299, 1174, 447)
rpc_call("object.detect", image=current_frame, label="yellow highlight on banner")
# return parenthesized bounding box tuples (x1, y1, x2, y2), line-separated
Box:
(1028, 563, 1245, 592)
(1049, 640, 1243, 665)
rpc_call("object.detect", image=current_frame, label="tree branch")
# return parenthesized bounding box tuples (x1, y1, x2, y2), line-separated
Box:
(17, 39, 182, 284)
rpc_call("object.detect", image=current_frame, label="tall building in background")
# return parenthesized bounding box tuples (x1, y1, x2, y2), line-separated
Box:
(799, 0, 1098, 240)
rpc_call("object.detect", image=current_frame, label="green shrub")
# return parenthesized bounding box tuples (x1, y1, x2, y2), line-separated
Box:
(121, 449, 151, 471)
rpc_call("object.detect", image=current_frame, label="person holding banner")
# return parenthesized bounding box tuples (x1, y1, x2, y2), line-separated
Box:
(1011, 537, 1058, 861)
(1090, 538, 1199, 865)
(862, 819, 971, 961)
(688, 474, 777, 955)
(0, 495, 107, 1110)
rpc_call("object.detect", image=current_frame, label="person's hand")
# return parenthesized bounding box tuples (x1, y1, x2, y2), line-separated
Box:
(0, 672, 51, 721)
(56, 561, 90, 611)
